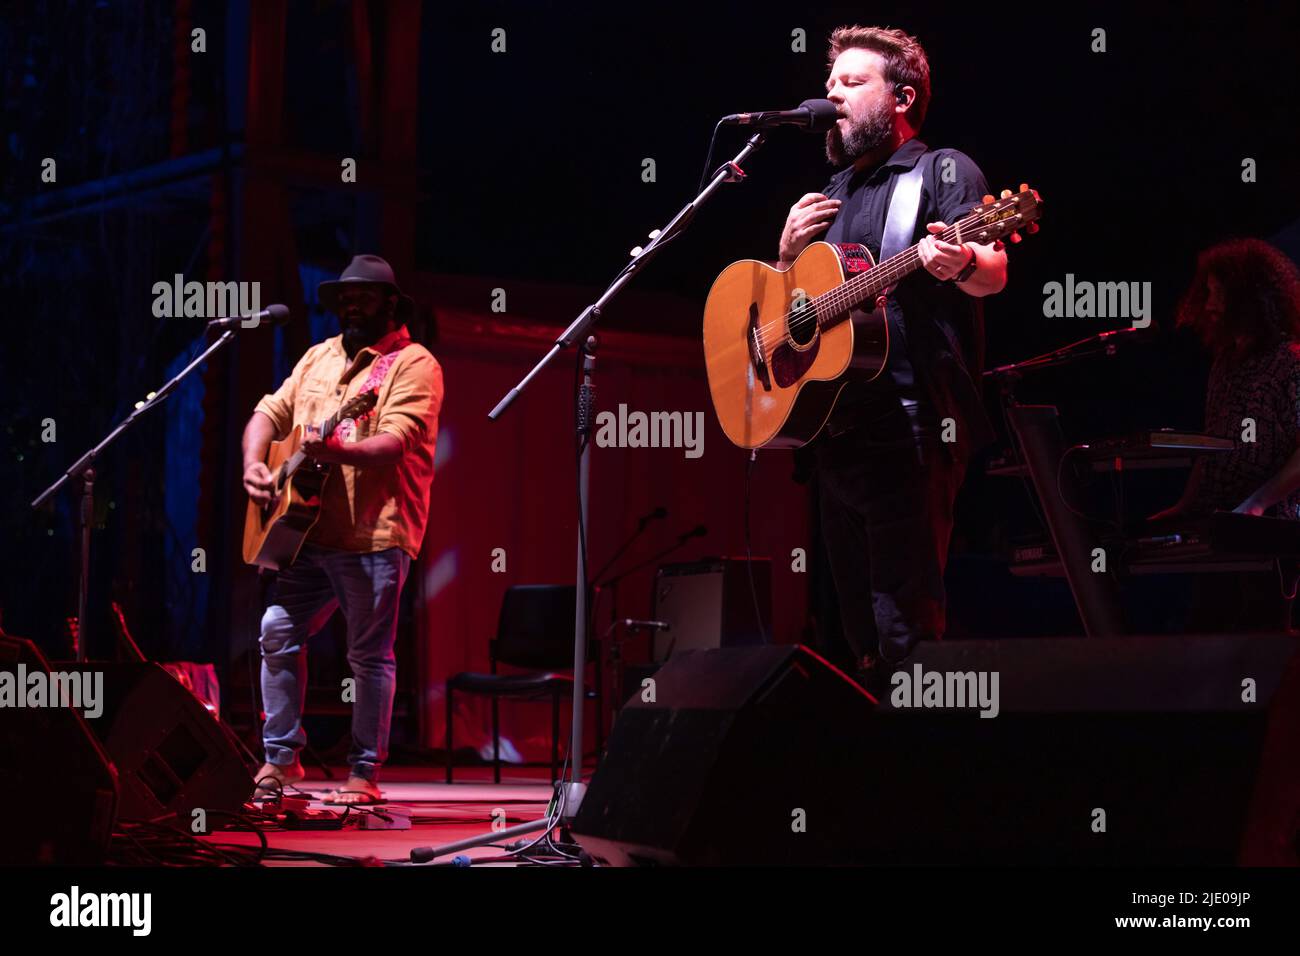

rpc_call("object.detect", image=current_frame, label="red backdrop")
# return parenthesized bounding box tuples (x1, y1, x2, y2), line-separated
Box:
(411, 299, 811, 763)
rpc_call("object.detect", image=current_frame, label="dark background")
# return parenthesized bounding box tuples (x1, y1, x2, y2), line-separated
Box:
(4, 0, 1300, 675)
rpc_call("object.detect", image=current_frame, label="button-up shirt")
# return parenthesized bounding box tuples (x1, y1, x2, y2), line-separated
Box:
(822, 138, 996, 459)
(254, 325, 443, 557)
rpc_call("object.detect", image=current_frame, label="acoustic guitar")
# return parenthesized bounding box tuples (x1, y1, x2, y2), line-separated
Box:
(702, 185, 1042, 449)
(242, 388, 378, 570)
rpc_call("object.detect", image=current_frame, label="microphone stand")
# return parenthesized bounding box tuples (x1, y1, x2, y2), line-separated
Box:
(590, 518, 686, 735)
(31, 326, 239, 661)
(983, 327, 1139, 639)
(595, 515, 665, 733)
(592, 508, 665, 585)
(410, 132, 768, 865)
(601, 527, 705, 589)
(591, 509, 667, 656)
(984, 327, 1147, 396)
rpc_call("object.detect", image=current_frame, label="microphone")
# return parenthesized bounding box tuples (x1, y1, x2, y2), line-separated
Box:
(678, 524, 707, 542)
(623, 619, 671, 633)
(720, 98, 840, 132)
(207, 304, 291, 330)
(1096, 325, 1157, 340)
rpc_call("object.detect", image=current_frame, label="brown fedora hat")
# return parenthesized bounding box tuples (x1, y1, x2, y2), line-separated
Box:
(318, 254, 415, 321)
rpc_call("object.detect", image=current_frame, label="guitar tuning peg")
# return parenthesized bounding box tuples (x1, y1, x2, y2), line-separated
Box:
(1008, 231, 1023, 244)
(1026, 222, 1040, 234)
(993, 239, 1005, 252)
(1019, 183, 1029, 193)
(1000, 189, 1012, 199)
(982, 194, 994, 204)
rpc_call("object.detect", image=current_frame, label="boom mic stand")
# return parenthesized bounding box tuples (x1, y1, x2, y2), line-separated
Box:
(408, 132, 768, 865)
(31, 324, 243, 661)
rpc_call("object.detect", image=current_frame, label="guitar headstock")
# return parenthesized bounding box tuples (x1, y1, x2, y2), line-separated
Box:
(964, 184, 1042, 248)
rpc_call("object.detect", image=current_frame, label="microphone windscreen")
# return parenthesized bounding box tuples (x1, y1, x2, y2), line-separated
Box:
(266, 304, 291, 326)
(797, 98, 840, 132)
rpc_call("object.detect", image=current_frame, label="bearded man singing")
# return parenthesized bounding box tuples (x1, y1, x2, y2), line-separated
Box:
(778, 26, 1007, 691)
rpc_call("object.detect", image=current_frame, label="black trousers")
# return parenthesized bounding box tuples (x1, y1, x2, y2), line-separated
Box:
(813, 405, 965, 666)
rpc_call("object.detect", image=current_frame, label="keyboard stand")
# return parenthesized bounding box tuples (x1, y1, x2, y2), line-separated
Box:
(1006, 404, 1126, 636)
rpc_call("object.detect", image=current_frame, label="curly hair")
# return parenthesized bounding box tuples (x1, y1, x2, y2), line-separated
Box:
(827, 25, 931, 133)
(1176, 238, 1300, 359)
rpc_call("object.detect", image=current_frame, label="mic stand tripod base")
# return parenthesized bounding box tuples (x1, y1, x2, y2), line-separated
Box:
(409, 817, 553, 864)
(407, 780, 588, 863)
(560, 781, 587, 823)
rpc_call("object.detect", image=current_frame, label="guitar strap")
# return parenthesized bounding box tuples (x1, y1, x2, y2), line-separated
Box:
(334, 338, 412, 441)
(357, 338, 411, 391)
(872, 160, 939, 421)
(878, 156, 985, 462)
(880, 162, 926, 269)
(845, 159, 926, 372)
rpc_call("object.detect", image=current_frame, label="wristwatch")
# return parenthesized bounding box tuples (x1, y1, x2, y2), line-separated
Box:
(951, 244, 978, 283)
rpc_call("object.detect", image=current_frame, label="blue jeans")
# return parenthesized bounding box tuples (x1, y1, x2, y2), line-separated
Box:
(259, 543, 410, 781)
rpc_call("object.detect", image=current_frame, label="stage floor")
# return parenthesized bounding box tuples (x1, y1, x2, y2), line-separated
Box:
(199, 765, 569, 867)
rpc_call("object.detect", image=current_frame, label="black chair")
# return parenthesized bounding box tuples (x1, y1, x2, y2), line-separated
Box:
(445, 585, 602, 784)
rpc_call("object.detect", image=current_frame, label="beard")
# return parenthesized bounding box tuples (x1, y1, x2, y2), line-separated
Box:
(341, 310, 390, 355)
(825, 97, 897, 167)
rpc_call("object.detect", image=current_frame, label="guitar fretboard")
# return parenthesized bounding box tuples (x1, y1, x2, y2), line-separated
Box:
(811, 208, 988, 327)
(276, 397, 371, 489)
(268, 344, 406, 490)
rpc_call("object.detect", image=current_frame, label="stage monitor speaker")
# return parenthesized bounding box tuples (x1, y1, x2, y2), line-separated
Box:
(574, 644, 872, 864)
(59, 662, 253, 827)
(571, 636, 1300, 865)
(650, 558, 771, 663)
(0, 635, 118, 864)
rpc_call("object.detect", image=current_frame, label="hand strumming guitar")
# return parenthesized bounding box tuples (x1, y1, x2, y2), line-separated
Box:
(243, 461, 276, 506)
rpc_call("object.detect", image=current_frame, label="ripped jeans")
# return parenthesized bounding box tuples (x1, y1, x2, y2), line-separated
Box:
(259, 543, 410, 781)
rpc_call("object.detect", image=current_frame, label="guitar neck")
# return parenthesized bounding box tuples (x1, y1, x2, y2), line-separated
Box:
(319, 408, 344, 440)
(280, 410, 342, 484)
(818, 215, 981, 322)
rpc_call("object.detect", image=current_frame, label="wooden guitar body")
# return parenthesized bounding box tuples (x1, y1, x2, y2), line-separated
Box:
(241, 424, 330, 570)
(702, 241, 889, 449)
(702, 184, 1042, 450)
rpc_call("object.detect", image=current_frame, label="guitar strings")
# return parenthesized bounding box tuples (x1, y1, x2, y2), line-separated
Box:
(752, 211, 982, 351)
(274, 390, 376, 488)
(802, 205, 1010, 322)
(753, 198, 1033, 359)
(782, 196, 1034, 341)
(755, 207, 990, 352)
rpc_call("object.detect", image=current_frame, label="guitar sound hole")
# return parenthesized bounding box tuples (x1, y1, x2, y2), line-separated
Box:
(787, 303, 817, 347)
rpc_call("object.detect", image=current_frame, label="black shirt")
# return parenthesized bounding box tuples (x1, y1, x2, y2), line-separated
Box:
(821, 138, 997, 461)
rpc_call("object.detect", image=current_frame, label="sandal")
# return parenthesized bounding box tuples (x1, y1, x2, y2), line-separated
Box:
(321, 788, 385, 806)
